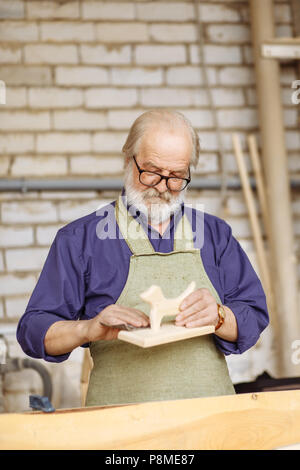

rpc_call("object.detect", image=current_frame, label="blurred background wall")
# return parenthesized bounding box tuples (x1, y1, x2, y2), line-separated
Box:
(0, 0, 299, 411)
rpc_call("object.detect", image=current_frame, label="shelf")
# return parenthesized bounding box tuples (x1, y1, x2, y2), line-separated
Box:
(262, 37, 300, 59)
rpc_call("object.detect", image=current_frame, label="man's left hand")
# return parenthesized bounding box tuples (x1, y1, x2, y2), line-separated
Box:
(175, 288, 219, 328)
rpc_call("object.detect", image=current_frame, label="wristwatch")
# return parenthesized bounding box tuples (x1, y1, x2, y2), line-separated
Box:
(215, 303, 226, 331)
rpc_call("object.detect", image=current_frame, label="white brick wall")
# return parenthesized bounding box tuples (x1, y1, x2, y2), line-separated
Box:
(0, 0, 298, 410)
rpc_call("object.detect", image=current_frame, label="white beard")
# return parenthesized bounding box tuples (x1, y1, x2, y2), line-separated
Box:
(124, 162, 186, 225)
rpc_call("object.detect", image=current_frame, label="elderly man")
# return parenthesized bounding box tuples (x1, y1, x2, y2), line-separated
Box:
(17, 109, 269, 406)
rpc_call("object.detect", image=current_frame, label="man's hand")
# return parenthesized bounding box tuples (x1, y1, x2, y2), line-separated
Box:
(84, 304, 150, 342)
(44, 304, 150, 357)
(175, 288, 219, 328)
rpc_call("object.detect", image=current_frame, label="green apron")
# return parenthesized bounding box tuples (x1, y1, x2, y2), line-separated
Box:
(85, 195, 235, 406)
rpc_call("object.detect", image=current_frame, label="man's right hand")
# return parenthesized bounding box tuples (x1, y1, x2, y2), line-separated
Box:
(84, 304, 150, 342)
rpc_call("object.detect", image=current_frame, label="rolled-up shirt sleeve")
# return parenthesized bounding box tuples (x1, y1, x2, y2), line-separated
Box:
(213, 221, 269, 355)
(16, 228, 86, 363)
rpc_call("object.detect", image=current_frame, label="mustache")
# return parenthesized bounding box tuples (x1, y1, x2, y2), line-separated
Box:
(141, 187, 172, 202)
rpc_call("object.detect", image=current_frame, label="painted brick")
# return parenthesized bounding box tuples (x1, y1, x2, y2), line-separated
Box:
(111, 67, 163, 86)
(0, 45, 22, 63)
(5, 87, 27, 108)
(223, 152, 251, 173)
(136, 3, 194, 21)
(39, 192, 98, 200)
(0, 134, 34, 154)
(85, 88, 137, 108)
(11, 156, 68, 176)
(58, 200, 100, 222)
(24, 45, 78, 65)
(92, 132, 127, 152)
(36, 133, 91, 154)
(206, 25, 251, 44)
(70, 156, 124, 175)
(82, 2, 135, 20)
(5, 247, 49, 271)
(0, 21, 38, 42)
(194, 153, 219, 174)
(80, 45, 131, 65)
(226, 217, 252, 239)
(0, 111, 51, 130)
(289, 155, 300, 172)
(135, 45, 186, 65)
(197, 132, 218, 151)
(198, 4, 240, 22)
(284, 109, 298, 128)
(191, 44, 242, 65)
(26, 1, 80, 19)
(180, 109, 214, 128)
(95, 23, 148, 43)
(203, 45, 242, 65)
(286, 131, 300, 151)
(140, 87, 194, 107)
(0, 226, 34, 247)
(36, 225, 63, 245)
(0, 156, 10, 176)
(0, 252, 4, 272)
(219, 66, 255, 85)
(107, 109, 145, 129)
(0, 274, 36, 296)
(0, 0, 24, 19)
(28, 88, 83, 108)
(1, 201, 57, 224)
(217, 109, 258, 129)
(166, 66, 202, 86)
(41, 22, 95, 42)
(212, 88, 245, 107)
(150, 24, 197, 42)
(274, 4, 292, 23)
(55, 66, 109, 86)
(53, 110, 107, 130)
(0, 66, 52, 86)
(5, 296, 31, 318)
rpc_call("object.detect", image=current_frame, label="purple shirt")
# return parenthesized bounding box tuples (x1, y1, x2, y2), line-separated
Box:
(16, 188, 269, 362)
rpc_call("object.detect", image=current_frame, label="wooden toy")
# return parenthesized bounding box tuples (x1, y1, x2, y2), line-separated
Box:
(118, 281, 215, 348)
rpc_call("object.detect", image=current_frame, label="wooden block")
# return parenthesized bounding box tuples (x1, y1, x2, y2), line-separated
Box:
(2, 390, 300, 449)
(118, 322, 215, 348)
(140, 281, 196, 332)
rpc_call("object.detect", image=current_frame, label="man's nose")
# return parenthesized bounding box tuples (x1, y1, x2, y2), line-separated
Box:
(155, 177, 169, 193)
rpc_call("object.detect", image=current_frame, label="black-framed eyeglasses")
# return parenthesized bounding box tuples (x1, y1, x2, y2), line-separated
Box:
(132, 156, 191, 192)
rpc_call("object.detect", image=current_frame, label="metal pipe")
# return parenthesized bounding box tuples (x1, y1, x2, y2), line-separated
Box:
(0, 357, 52, 402)
(250, 0, 300, 377)
(0, 176, 299, 192)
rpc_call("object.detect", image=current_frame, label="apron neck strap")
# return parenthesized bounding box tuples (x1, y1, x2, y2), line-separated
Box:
(115, 193, 194, 255)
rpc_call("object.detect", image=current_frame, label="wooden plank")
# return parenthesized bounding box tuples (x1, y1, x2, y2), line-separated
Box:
(262, 37, 300, 59)
(1, 390, 300, 449)
(118, 322, 215, 348)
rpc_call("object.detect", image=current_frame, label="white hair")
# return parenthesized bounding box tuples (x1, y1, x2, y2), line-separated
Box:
(122, 109, 200, 169)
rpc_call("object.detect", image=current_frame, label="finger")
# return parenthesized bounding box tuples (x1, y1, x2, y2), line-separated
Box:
(114, 311, 150, 327)
(185, 316, 212, 328)
(176, 299, 207, 322)
(175, 310, 205, 327)
(179, 288, 211, 311)
(116, 305, 150, 322)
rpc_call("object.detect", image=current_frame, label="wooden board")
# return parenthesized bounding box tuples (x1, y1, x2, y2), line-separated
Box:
(1, 390, 300, 449)
(118, 322, 215, 348)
